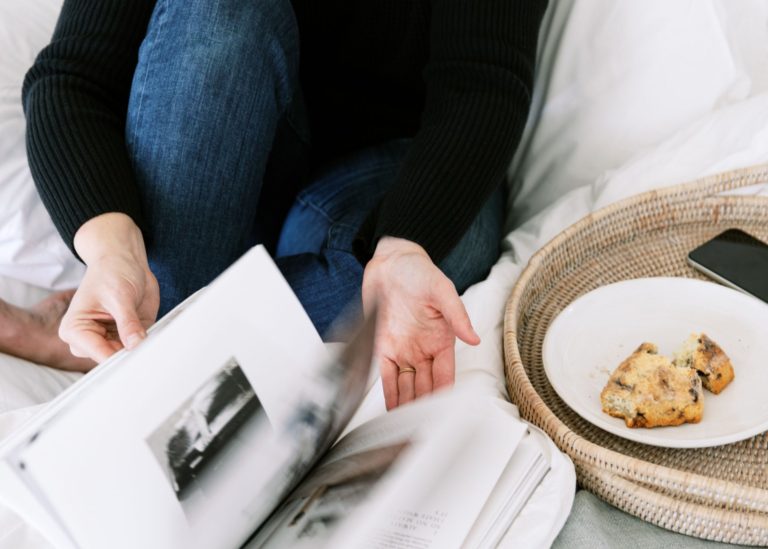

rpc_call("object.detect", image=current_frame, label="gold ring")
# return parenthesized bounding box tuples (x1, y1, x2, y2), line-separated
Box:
(397, 366, 417, 375)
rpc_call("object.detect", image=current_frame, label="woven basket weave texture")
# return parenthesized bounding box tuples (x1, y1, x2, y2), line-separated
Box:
(504, 165, 768, 545)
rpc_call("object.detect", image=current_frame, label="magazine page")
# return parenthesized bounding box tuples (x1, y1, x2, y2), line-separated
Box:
(247, 442, 412, 548)
(249, 393, 533, 549)
(0, 282, 208, 456)
(461, 433, 550, 548)
(0, 288, 209, 549)
(0, 464, 74, 549)
(0, 246, 371, 549)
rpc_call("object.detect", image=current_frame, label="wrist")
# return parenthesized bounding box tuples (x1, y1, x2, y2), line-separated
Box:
(372, 236, 428, 259)
(74, 213, 148, 267)
(365, 237, 435, 298)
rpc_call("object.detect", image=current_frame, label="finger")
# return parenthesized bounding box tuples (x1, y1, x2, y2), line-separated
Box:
(59, 316, 111, 359)
(108, 292, 148, 350)
(380, 357, 400, 411)
(432, 346, 456, 390)
(414, 358, 433, 399)
(138, 274, 161, 328)
(433, 279, 480, 345)
(66, 329, 118, 363)
(107, 339, 125, 353)
(397, 362, 416, 407)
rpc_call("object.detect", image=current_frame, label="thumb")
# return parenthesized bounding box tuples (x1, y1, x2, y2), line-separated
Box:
(434, 280, 480, 346)
(110, 293, 147, 350)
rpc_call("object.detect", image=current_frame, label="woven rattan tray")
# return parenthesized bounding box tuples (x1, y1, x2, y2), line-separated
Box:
(503, 165, 768, 545)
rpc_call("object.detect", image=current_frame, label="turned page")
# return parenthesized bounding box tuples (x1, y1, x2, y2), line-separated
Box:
(249, 393, 531, 549)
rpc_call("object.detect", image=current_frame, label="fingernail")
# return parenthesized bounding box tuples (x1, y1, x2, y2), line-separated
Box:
(126, 332, 145, 349)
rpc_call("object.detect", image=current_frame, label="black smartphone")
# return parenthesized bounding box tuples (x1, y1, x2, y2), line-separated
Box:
(687, 228, 768, 303)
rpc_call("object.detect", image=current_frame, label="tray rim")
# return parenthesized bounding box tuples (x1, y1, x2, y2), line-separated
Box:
(503, 163, 768, 543)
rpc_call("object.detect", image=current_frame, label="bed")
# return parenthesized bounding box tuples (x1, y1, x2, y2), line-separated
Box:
(2, 0, 768, 547)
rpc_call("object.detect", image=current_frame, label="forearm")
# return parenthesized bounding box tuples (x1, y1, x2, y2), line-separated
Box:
(24, 93, 147, 253)
(22, 0, 154, 253)
(370, 100, 526, 262)
(355, 0, 547, 263)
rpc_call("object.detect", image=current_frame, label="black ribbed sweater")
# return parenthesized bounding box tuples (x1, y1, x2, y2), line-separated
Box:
(23, 0, 547, 264)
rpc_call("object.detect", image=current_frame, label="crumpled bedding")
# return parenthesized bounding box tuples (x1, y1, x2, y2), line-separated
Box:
(0, 0, 83, 290)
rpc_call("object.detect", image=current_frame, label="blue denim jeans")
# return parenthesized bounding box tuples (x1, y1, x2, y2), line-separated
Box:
(126, 0, 504, 336)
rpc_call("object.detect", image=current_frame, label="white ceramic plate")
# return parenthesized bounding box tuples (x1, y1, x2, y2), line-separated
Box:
(542, 277, 768, 448)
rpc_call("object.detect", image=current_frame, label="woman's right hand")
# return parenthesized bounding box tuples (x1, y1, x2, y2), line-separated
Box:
(60, 213, 160, 365)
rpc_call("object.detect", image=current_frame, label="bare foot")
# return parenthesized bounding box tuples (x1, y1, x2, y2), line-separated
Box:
(0, 290, 95, 372)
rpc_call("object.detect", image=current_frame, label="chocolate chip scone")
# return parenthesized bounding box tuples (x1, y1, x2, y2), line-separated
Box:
(673, 333, 735, 394)
(601, 343, 704, 428)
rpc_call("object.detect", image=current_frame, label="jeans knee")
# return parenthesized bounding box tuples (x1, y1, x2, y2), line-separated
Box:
(203, 0, 300, 95)
(133, 0, 300, 113)
(126, 0, 301, 167)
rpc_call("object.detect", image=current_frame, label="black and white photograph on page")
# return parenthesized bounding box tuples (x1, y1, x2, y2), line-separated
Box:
(146, 358, 265, 504)
(253, 442, 410, 548)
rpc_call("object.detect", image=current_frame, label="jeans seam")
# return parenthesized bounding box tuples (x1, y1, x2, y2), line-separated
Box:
(295, 195, 337, 225)
(326, 222, 362, 253)
(294, 161, 396, 214)
(128, 1, 168, 149)
(329, 221, 360, 231)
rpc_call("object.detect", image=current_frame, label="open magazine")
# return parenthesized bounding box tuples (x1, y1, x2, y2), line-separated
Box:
(0, 246, 549, 549)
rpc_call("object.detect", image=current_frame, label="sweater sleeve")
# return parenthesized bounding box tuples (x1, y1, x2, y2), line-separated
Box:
(355, 0, 547, 264)
(22, 0, 155, 253)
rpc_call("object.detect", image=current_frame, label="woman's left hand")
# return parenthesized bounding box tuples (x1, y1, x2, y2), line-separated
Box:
(362, 236, 481, 410)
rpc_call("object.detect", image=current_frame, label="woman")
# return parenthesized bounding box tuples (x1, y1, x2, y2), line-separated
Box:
(8, 0, 546, 409)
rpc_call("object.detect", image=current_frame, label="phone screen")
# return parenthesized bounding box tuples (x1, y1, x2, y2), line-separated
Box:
(688, 229, 768, 303)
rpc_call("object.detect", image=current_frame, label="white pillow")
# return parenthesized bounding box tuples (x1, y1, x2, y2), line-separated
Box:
(0, 0, 84, 291)
(508, 0, 768, 228)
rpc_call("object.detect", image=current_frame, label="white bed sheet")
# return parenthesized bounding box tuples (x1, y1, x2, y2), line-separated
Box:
(0, 0, 83, 290)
